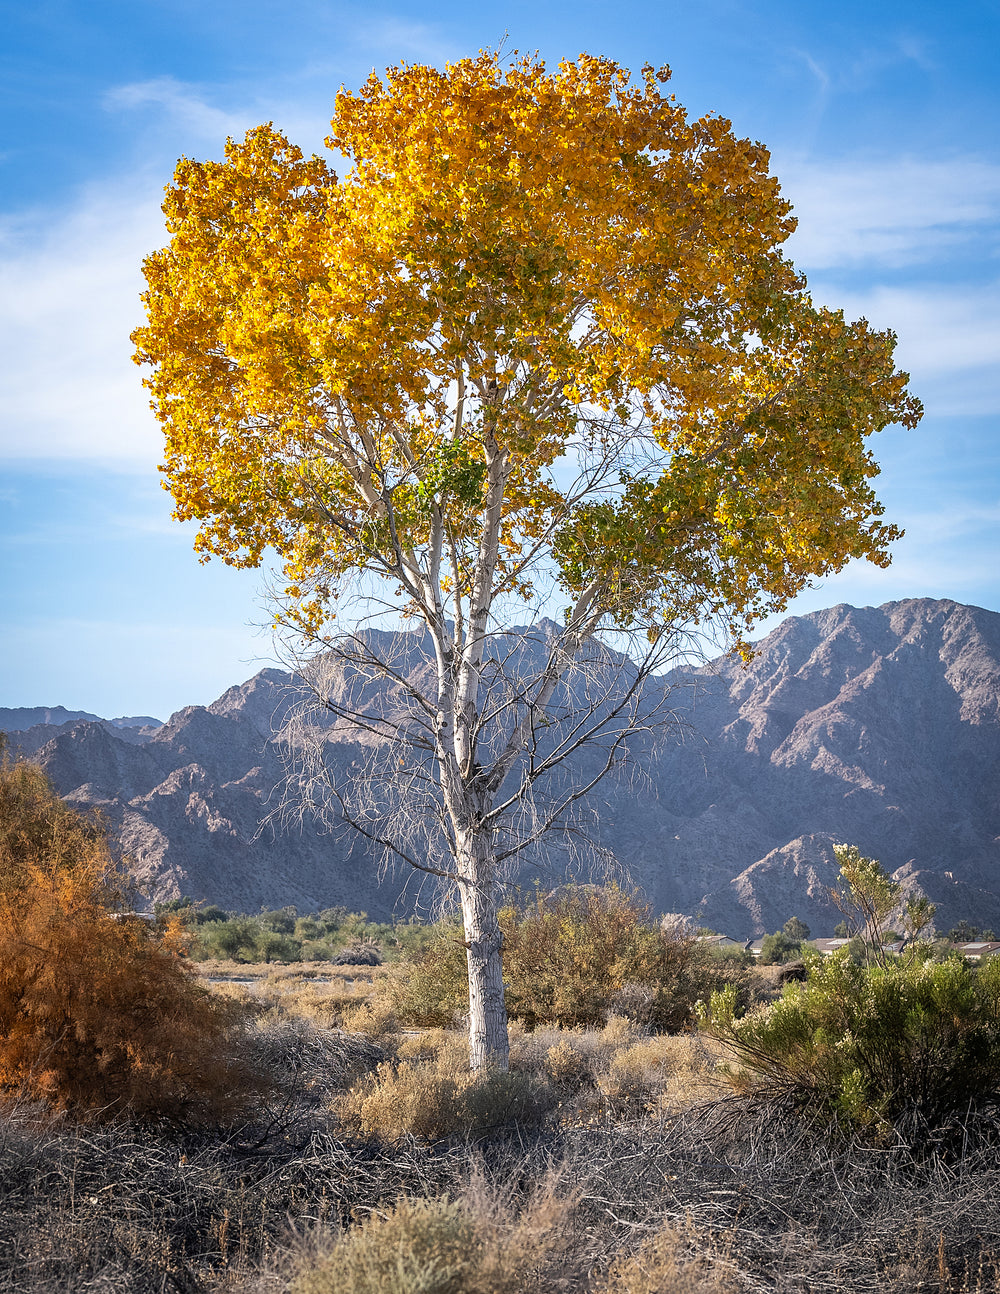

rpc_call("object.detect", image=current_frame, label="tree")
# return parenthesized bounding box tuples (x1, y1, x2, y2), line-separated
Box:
(759, 930, 801, 965)
(783, 916, 810, 943)
(133, 53, 920, 1069)
(948, 919, 992, 944)
(902, 893, 937, 943)
(831, 843, 938, 966)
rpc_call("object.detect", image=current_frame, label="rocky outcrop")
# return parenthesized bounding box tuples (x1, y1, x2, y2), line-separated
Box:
(6, 598, 1000, 935)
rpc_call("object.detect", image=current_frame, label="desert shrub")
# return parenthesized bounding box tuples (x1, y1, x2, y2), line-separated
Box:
(595, 1222, 737, 1294)
(505, 1017, 722, 1124)
(709, 944, 754, 969)
(396, 1028, 470, 1069)
(338, 1057, 556, 1142)
(701, 949, 1000, 1145)
(338, 999, 400, 1044)
(501, 887, 710, 1030)
(545, 1037, 593, 1088)
(288, 1179, 581, 1294)
(508, 1016, 636, 1078)
(378, 926, 467, 1027)
(385, 888, 730, 1032)
(290, 1197, 487, 1294)
(0, 751, 257, 1122)
(596, 1034, 721, 1114)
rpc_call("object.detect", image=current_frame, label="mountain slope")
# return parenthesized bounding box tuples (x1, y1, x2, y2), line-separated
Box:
(5, 598, 1000, 934)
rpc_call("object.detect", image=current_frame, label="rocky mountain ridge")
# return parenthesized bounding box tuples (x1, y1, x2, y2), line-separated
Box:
(5, 598, 1000, 935)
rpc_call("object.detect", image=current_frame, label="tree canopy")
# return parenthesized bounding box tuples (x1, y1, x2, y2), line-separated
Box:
(134, 52, 919, 648)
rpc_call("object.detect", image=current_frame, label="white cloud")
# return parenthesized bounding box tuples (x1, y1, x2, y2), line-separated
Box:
(777, 156, 1000, 269)
(0, 181, 166, 464)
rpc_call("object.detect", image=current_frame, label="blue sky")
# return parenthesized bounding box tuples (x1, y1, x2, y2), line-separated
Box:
(2, 0, 998, 719)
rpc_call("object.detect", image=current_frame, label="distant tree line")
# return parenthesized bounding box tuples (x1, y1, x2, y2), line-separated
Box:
(154, 898, 441, 964)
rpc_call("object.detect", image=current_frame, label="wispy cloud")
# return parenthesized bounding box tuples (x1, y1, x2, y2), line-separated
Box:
(104, 77, 251, 141)
(103, 74, 333, 158)
(787, 33, 935, 102)
(778, 156, 1000, 269)
(2, 140, 997, 465)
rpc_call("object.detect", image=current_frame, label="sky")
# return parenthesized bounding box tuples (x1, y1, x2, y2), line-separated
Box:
(1, 0, 998, 720)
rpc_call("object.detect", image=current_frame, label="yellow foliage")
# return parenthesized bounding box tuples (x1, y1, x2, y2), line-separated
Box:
(133, 50, 919, 644)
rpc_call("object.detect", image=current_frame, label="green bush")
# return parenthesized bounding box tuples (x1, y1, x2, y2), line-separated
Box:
(701, 950, 1000, 1145)
(385, 887, 741, 1032)
(194, 915, 266, 962)
(178, 902, 444, 965)
(758, 931, 802, 965)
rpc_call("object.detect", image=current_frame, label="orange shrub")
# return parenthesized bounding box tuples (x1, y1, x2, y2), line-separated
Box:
(0, 751, 255, 1121)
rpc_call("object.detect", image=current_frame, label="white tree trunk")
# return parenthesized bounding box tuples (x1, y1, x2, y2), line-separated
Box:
(456, 825, 509, 1071)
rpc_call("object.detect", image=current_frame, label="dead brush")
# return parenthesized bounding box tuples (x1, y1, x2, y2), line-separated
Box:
(242, 1015, 387, 1107)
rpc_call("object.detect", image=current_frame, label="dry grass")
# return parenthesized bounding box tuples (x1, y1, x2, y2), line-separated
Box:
(594, 1222, 739, 1294)
(8, 968, 1000, 1293)
(7, 1055, 1000, 1292)
(595, 1034, 725, 1114)
(274, 1164, 585, 1294)
(336, 1059, 556, 1143)
(198, 961, 387, 1032)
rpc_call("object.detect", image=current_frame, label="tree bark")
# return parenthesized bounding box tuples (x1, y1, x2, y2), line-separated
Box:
(456, 825, 509, 1071)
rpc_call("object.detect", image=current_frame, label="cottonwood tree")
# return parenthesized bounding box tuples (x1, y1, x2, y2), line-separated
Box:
(133, 53, 920, 1068)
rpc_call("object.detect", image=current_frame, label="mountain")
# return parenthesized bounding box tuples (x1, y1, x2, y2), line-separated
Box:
(0, 708, 162, 735)
(4, 598, 1000, 935)
(0, 706, 104, 730)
